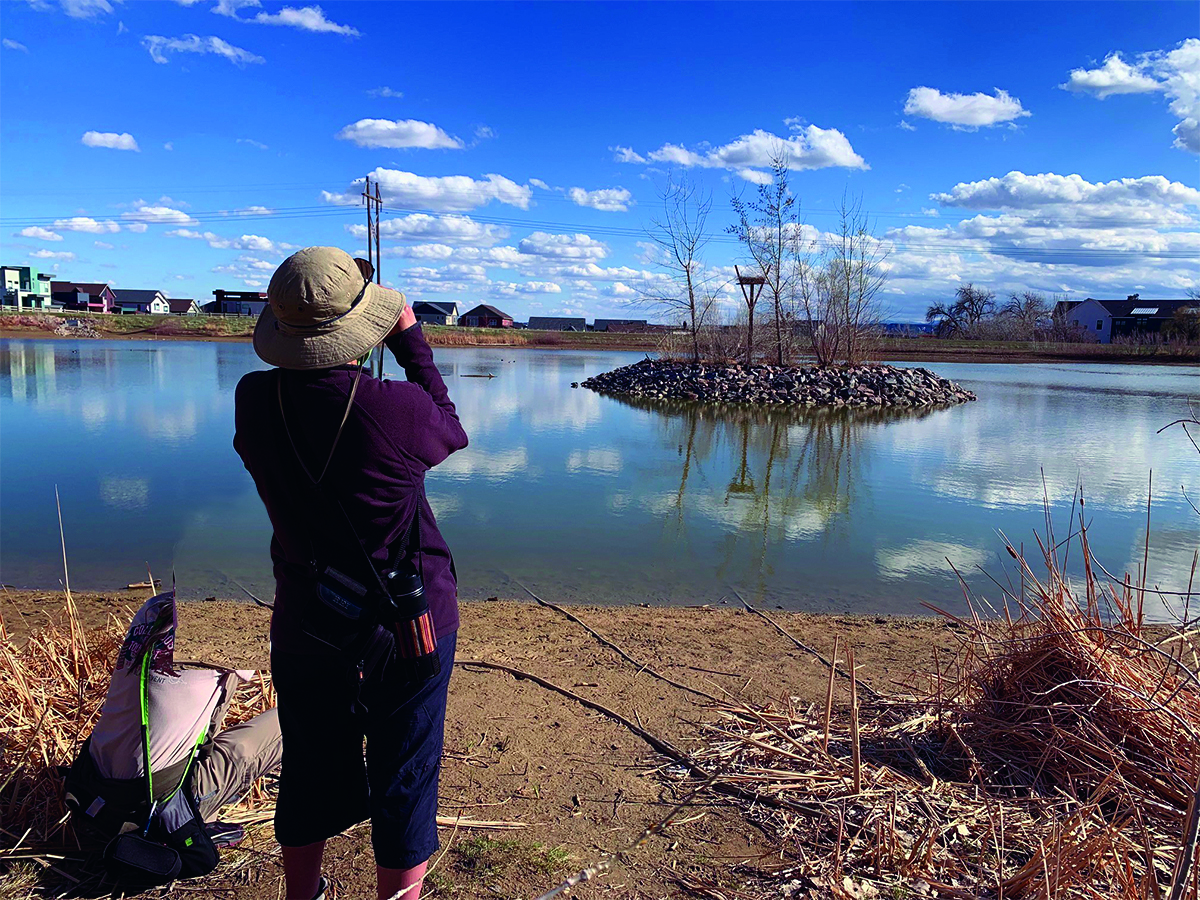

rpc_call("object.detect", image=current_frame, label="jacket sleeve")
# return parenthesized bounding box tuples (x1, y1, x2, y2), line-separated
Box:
(383, 324, 469, 469)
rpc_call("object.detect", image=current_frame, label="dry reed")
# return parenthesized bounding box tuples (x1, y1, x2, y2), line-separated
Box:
(676, 524, 1199, 899)
(0, 599, 278, 896)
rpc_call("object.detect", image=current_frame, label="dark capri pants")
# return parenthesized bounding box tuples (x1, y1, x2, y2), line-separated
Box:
(271, 632, 456, 870)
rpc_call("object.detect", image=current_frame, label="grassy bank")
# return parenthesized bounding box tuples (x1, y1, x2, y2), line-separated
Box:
(876, 334, 1200, 364)
(4, 310, 1197, 362)
(0, 311, 661, 351)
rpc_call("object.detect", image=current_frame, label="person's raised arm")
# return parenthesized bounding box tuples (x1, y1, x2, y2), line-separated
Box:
(382, 308, 468, 468)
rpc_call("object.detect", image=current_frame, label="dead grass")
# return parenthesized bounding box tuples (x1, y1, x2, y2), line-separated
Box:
(0, 594, 278, 896)
(673, 514, 1200, 899)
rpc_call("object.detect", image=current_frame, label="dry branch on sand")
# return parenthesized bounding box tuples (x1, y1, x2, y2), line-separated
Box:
(672, 530, 1200, 900)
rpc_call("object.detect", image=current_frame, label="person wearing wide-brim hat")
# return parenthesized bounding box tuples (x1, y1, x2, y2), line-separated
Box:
(234, 247, 468, 900)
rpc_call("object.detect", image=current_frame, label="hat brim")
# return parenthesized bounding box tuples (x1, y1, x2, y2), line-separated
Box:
(252, 282, 407, 370)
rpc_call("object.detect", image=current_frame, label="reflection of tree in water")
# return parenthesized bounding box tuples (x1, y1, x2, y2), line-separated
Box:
(610, 395, 946, 596)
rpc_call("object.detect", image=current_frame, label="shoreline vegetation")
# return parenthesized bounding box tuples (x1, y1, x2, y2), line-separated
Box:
(3, 310, 1199, 364)
(3, 514, 1198, 898)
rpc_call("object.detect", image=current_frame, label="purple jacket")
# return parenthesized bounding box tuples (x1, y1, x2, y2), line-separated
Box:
(234, 325, 467, 654)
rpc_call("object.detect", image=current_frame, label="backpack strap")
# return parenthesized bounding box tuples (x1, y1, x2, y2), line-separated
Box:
(137, 647, 208, 829)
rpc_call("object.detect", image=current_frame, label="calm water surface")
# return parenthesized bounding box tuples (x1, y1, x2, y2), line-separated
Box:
(1, 338, 1197, 619)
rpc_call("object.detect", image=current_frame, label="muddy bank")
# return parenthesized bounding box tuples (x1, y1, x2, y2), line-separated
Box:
(2, 589, 957, 899)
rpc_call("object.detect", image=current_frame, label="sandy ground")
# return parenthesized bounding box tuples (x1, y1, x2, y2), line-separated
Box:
(2, 589, 960, 899)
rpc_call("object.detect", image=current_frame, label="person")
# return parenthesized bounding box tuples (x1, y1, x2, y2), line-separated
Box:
(66, 590, 282, 882)
(233, 246, 467, 900)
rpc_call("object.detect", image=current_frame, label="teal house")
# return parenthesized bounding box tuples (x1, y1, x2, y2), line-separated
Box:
(1, 265, 56, 310)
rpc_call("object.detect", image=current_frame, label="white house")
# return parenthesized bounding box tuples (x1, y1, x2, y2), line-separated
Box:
(112, 289, 171, 315)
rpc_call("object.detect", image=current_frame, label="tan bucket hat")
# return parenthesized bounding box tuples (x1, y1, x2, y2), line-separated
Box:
(253, 246, 407, 370)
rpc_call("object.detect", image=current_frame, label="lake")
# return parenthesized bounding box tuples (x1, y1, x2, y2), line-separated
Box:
(1, 338, 1197, 620)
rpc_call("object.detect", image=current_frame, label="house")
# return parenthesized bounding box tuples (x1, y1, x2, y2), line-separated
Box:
(459, 304, 514, 328)
(593, 318, 649, 333)
(113, 289, 171, 315)
(168, 298, 200, 316)
(51, 281, 116, 314)
(411, 301, 459, 326)
(528, 316, 587, 331)
(1, 265, 56, 310)
(205, 290, 268, 317)
(1055, 295, 1198, 344)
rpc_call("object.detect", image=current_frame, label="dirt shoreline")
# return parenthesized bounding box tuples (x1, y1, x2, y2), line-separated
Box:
(2, 588, 957, 899)
(4, 322, 1196, 365)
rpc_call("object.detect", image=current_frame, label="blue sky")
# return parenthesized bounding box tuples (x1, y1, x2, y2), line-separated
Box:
(1, 0, 1197, 321)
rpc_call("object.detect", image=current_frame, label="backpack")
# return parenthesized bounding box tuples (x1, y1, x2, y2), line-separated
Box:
(64, 591, 221, 888)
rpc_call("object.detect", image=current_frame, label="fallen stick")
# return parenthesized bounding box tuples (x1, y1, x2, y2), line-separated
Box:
(434, 816, 526, 830)
(733, 590, 879, 698)
(456, 659, 823, 818)
(513, 579, 720, 703)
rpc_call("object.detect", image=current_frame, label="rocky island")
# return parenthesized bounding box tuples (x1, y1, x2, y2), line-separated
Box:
(581, 358, 976, 408)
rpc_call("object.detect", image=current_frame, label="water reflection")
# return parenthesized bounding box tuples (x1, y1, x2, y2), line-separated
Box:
(1, 340, 1195, 620)
(611, 395, 957, 597)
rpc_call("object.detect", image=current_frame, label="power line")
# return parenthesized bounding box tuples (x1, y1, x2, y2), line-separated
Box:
(5, 200, 1199, 262)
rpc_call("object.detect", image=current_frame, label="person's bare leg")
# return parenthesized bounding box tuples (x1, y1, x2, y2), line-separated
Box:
(282, 841, 326, 899)
(376, 861, 428, 900)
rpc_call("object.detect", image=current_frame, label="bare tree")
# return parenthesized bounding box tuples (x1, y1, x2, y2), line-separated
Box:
(728, 152, 803, 365)
(642, 173, 719, 363)
(926, 284, 996, 338)
(797, 193, 889, 366)
(1001, 290, 1050, 340)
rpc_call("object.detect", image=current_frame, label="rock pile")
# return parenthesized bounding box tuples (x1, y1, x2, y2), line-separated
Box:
(581, 359, 976, 409)
(53, 318, 102, 338)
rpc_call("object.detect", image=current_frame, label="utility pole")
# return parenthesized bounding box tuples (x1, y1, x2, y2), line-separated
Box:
(361, 175, 385, 378)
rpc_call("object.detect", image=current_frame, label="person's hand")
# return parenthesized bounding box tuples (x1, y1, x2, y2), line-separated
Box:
(389, 304, 417, 338)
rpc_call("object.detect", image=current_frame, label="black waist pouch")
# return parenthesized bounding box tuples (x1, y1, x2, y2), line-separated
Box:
(302, 565, 374, 652)
(104, 833, 181, 889)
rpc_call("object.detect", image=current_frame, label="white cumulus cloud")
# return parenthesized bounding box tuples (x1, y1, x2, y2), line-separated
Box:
(368, 86, 403, 98)
(903, 87, 1030, 129)
(142, 34, 264, 66)
(253, 5, 358, 34)
(1061, 39, 1200, 154)
(567, 186, 632, 212)
(19, 226, 63, 241)
(1062, 52, 1163, 97)
(335, 119, 463, 150)
(123, 205, 196, 226)
(3, 38, 29, 52)
(349, 213, 508, 247)
(616, 125, 867, 177)
(82, 131, 139, 151)
(30, 249, 76, 260)
(931, 171, 1200, 219)
(323, 169, 532, 211)
(53, 216, 121, 233)
(27, 0, 112, 18)
(166, 229, 291, 252)
(518, 232, 609, 261)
